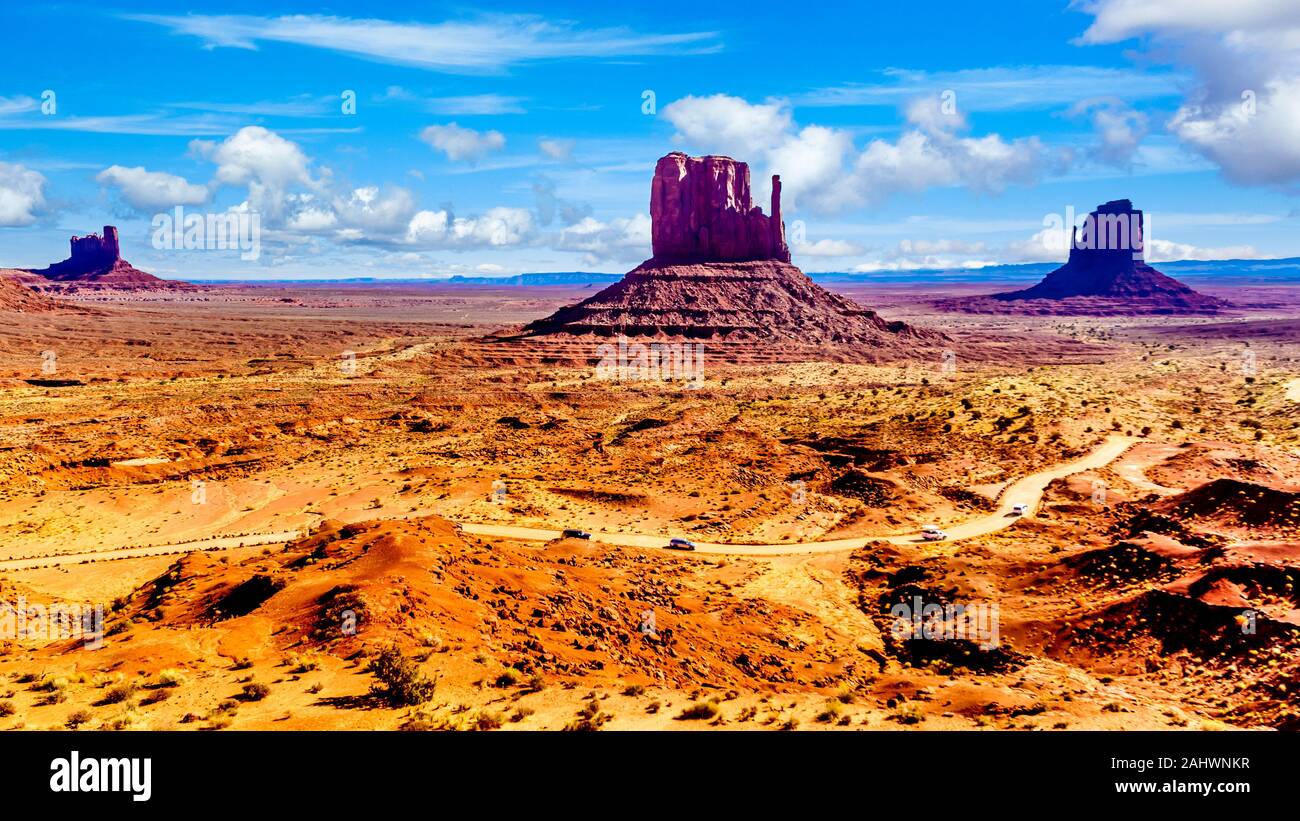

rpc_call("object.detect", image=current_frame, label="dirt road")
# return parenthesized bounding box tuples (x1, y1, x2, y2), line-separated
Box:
(458, 436, 1137, 555)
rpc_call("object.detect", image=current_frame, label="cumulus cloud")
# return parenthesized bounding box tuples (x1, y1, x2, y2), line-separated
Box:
(792, 238, 865, 257)
(662, 93, 1061, 213)
(191, 126, 322, 219)
(419, 123, 506, 163)
(403, 206, 535, 248)
(96, 165, 210, 211)
(331, 186, 418, 234)
(0, 162, 47, 226)
(1079, 0, 1300, 186)
(661, 94, 792, 158)
(1145, 238, 1260, 262)
(554, 213, 651, 263)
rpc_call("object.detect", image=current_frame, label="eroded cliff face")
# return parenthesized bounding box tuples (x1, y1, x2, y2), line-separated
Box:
(649, 152, 789, 264)
(522, 152, 939, 352)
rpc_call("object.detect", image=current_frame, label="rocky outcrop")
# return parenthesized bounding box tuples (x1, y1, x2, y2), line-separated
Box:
(520, 152, 938, 353)
(27, 225, 188, 290)
(966, 200, 1227, 315)
(0, 271, 69, 313)
(650, 152, 789, 264)
(522, 259, 931, 343)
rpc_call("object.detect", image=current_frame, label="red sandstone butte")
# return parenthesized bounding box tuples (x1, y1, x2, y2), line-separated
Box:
(522, 152, 937, 349)
(27, 225, 189, 290)
(650, 152, 790, 264)
(939, 200, 1227, 316)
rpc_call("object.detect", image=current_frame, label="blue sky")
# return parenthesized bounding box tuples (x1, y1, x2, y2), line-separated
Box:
(1, 1, 1298, 279)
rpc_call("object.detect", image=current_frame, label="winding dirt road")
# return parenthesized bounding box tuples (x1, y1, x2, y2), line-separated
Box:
(458, 436, 1137, 556)
(4, 436, 1136, 567)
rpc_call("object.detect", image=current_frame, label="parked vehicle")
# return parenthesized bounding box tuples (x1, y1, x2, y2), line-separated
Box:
(921, 525, 947, 541)
(562, 529, 591, 540)
(666, 537, 697, 551)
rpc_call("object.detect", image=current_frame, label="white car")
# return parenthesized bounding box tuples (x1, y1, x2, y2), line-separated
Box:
(1011, 503, 1029, 516)
(921, 526, 947, 541)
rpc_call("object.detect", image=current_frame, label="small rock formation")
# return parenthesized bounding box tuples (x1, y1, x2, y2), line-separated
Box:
(650, 152, 790, 264)
(521, 152, 936, 353)
(945, 200, 1227, 315)
(27, 225, 187, 289)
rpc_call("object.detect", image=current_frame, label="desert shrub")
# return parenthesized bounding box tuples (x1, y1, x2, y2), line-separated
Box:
(510, 707, 534, 723)
(491, 668, 520, 688)
(564, 701, 611, 731)
(675, 700, 718, 721)
(157, 668, 187, 687)
(240, 682, 271, 701)
(368, 644, 436, 706)
(285, 651, 321, 673)
(815, 702, 842, 723)
(66, 709, 92, 728)
(0, 701, 14, 717)
(101, 681, 138, 705)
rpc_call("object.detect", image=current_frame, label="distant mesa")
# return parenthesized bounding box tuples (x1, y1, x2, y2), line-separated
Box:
(520, 152, 937, 349)
(24, 225, 191, 291)
(938, 200, 1228, 316)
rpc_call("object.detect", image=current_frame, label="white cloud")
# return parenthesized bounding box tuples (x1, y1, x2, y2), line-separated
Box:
(555, 213, 651, 263)
(0, 162, 45, 226)
(1168, 79, 1300, 185)
(127, 13, 722, 74)
(96, 165, 210, 211)
(426, 94, 526, 115)
(1146, 238, 1260, 262)
(1079, 0, 1300, 186)
(792, 238, 864, 257)
(1003, 221, 1260, 264)
(662, 94, 792, 158)
(539, 138, 575, 161)
(898, 238, 988, 255)
(383, 89, 527, 115)
(331, 186, 417, 234)
(795, 65, 1185, 111)
(1068, 97, 1149, 167)
(1079, 1, 1300, 43)
(191, 126, 321, 219)
(404, 206, 535, 248)
(419, 123, 506, 163)
(663, 93, 1060, 213)
(0, 96, 38, 115)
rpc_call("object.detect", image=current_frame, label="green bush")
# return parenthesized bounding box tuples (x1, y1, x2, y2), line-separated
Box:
(368, 644, 436, 706)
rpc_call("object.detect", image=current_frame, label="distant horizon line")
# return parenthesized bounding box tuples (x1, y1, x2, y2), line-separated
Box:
(168, 255, 1300, 284)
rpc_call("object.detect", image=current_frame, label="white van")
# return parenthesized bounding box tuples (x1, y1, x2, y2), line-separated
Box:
(1012, 503, 1029, 516)
(921, 525, 947, 541)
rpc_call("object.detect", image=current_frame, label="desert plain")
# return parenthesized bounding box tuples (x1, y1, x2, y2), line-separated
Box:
(0, 279, 1297, 731)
